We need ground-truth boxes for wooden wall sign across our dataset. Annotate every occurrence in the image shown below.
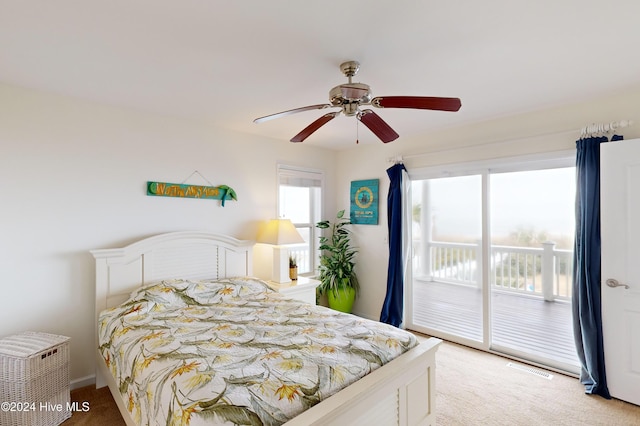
[147,181,237,206]
[350,179,379,225]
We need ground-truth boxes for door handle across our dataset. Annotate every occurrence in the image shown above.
[606,278,630,289]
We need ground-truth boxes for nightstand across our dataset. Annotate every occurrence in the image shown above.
[265,276,320,305]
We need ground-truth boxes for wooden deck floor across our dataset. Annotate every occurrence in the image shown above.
[410,280,580,371]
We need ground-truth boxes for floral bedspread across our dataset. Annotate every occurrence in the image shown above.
[98,277,418,425]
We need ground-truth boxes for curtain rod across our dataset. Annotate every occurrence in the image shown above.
[386,120,634,163]
[580,119,633,137]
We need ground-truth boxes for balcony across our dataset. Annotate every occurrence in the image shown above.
[410,240,580,372]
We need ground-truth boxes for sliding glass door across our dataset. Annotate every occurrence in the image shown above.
[489,167,578,371]
[409,174,484,343]
[406,157,580,372]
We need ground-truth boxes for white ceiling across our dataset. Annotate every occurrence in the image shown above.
[2,1,640,149]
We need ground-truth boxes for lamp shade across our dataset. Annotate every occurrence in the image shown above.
[256,219,304,245]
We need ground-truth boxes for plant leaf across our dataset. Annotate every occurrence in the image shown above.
[315,210,359,298]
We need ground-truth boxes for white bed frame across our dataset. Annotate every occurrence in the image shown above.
[91,231,441,426]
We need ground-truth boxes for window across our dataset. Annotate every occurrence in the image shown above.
[277,165,323,275]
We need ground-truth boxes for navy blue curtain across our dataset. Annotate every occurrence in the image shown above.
[380,163,406,327]
[572,134,622,398]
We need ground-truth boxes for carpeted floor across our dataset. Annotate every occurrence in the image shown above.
[435,340,640,425]
[63,341,640,425]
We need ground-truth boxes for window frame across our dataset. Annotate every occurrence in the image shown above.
[277,164,324,276]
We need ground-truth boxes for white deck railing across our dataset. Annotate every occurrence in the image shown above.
[427,241,481,286]
[289,246,312,274]
[421,241,573,301]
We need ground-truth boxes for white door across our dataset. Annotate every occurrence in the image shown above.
[601,138,640,405]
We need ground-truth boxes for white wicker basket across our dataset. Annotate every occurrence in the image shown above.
[0,332,71,426]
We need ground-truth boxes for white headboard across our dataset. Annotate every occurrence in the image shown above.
[91,231,254,315]
[91,231,254,388]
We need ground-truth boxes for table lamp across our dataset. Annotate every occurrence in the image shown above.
[256,218,304,283]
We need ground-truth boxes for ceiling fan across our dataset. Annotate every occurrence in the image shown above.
[254,60,462,143]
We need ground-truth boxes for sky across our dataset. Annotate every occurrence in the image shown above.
[412,167,576,243]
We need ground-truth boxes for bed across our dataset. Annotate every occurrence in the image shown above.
[91,231,440,425]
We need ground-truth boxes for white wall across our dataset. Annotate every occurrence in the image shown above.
[0,83,337,385]
[338,85,640,321]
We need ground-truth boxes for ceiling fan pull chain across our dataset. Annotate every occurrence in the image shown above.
[356,115,359,144]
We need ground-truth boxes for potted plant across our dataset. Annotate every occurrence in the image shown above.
[289,254,298,281]
[316,210,360,313]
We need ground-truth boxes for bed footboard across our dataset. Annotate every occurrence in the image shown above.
[283,337,441,426]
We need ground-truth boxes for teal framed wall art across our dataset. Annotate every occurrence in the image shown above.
[350,179,379,225]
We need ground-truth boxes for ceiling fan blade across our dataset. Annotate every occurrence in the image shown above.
[254,104,333,123]
[290,112,339,143]
[371,96,461,112]
[358,109,399,143]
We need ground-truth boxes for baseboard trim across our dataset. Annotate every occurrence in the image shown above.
[71,374,96,390]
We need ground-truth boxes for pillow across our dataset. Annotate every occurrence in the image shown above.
[126,277,274,307]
